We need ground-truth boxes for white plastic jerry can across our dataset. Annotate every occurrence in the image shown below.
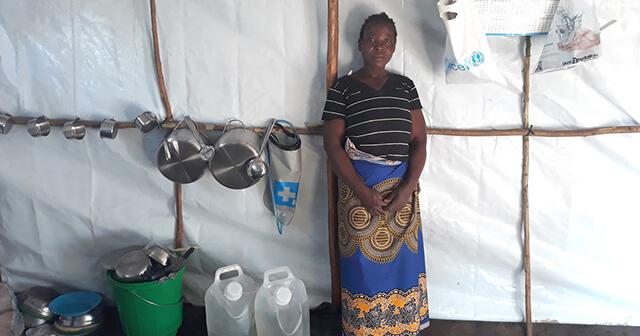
[254,266,310,336]
[205,264,259,336]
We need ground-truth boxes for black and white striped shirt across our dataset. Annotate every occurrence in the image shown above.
[322,73,422,162]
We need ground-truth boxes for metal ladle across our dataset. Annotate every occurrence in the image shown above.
[246,119,277,181]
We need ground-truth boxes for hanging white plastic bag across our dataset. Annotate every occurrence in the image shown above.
[437,0,506,85]
[535,0,601,73]
[265,120,302,234]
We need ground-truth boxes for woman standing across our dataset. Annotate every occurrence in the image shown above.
[322,12,429,335]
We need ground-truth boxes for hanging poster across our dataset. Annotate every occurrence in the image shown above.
[471,0,560,36]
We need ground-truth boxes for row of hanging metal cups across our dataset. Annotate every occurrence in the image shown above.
[0,111,157,138]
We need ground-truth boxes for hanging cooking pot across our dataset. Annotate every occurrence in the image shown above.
[157,116,214,184]
[209,119,276,190]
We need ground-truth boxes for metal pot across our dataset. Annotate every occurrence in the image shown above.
[157,116,214,184]
[209,119,275,190]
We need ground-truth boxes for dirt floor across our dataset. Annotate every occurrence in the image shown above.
[96,303,640,335]
[424,319,640,336]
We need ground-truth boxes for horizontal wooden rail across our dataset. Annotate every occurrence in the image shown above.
[8,117,640,138]
[426,126,640,137]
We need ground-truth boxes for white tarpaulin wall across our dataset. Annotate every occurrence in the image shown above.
[0,0,639,325]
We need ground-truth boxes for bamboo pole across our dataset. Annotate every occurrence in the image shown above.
[326,0,341,306]
[522,36,533,336]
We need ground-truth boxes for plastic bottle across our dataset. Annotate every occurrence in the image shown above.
[254,266,310,336]
[205,264,258,336]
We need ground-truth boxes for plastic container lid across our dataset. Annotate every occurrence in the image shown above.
[275,287,292,306]
[48,292,102,317]
[224,282,243,302]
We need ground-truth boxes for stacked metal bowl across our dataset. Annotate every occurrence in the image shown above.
[49,292,104,336]
[17,287,59,328]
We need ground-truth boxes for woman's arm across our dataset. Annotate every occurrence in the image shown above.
[323,118,389,215]
[383,108,427,212]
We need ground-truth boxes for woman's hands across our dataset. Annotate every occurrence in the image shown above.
[383,183,414,213]
[354,185,389,216]
[354,183,414,216]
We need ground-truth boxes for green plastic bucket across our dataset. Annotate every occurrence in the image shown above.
[109,268,184,336]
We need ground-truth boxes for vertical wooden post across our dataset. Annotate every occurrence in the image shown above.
[150,0,173,121]
[522,36,533,336]
[326,0,341,305]
[175,183,184,249]
[150,0,183,249]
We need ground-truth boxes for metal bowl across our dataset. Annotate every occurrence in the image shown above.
[22,313,48,328]
[144,243,174,267]
[53,320,102,336]
[25,323,57,336]
[18,286,59,321]
[54,304,103,331]
[115,250,152,282]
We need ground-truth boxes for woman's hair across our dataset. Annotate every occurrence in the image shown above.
[358,12,397,42]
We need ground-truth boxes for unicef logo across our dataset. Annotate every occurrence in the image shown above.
[445,51,486,72]
[470,51,484,66]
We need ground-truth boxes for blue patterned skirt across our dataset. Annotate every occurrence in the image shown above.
[339,160,429,336]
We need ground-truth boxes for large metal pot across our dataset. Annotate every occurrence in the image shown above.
[157,116,214,184]
[209,119,275,190]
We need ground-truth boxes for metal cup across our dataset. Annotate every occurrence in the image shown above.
[0,112,13,134]
[134,111,159,133]
[27,116,51,137]
[99,118,118,139]
[63,117,86,140]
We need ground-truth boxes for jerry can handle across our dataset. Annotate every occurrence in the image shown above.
[214,264,244,283]
[263,266,294,285]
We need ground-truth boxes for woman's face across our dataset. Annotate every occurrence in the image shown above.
[359,22,396,69]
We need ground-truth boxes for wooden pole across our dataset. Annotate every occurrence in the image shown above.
[150,0,173,121]
[426,126,640,137]
[175,183,184,249]
[149,0,183,249]
[326,0,341,306]
[8,116,640,138]
[522,36,533,336]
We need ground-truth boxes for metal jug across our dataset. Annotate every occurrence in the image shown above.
[156,116,214,184]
